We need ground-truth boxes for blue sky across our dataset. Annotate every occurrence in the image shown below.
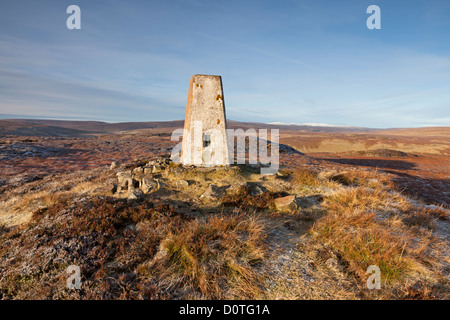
[0,0,449,128]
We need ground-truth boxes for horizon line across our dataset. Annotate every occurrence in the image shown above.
[1,115,450,130]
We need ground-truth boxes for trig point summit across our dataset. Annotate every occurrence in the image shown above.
[180,74,230,167]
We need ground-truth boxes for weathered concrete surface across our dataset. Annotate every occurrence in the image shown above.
[181,74,230,167]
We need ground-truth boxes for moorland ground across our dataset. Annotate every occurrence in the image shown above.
[0,119,448,299]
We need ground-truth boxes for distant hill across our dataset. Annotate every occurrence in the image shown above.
[0,119,448,138]
[0,119,184,137]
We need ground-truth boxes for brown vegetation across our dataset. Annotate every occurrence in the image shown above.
[0,120,448,300]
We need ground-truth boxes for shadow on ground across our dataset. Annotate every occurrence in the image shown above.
[383,170,450,207]
[318,158,417,171]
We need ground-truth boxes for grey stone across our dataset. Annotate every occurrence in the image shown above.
[246,182,266,196]
[141,178,158,193]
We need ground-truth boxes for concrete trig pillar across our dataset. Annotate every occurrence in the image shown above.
[181,74,230,167]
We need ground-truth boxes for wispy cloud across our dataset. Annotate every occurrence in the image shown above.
[0,0,449,127]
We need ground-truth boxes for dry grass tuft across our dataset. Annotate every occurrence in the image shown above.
[327,169,394,189]
[322,187,392,214]
[311,186,447,289]
[152,211,267,299]
[292,168,320,187]
[220,186,283,211]
[1,155,447,300]
[313,210,411,283]
[1,193,268,300]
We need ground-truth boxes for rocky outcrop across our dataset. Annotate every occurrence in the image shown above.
[113,156,174,197]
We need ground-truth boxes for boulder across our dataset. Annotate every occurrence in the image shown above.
[274,195,298,212]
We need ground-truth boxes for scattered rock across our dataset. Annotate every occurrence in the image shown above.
[201,184,229,200]
[274,195,298,212]
[226,182,246,195]
[246,182,266,196]
[276,171,289,178]
[110,161,119,170]
[177,179,189,189]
